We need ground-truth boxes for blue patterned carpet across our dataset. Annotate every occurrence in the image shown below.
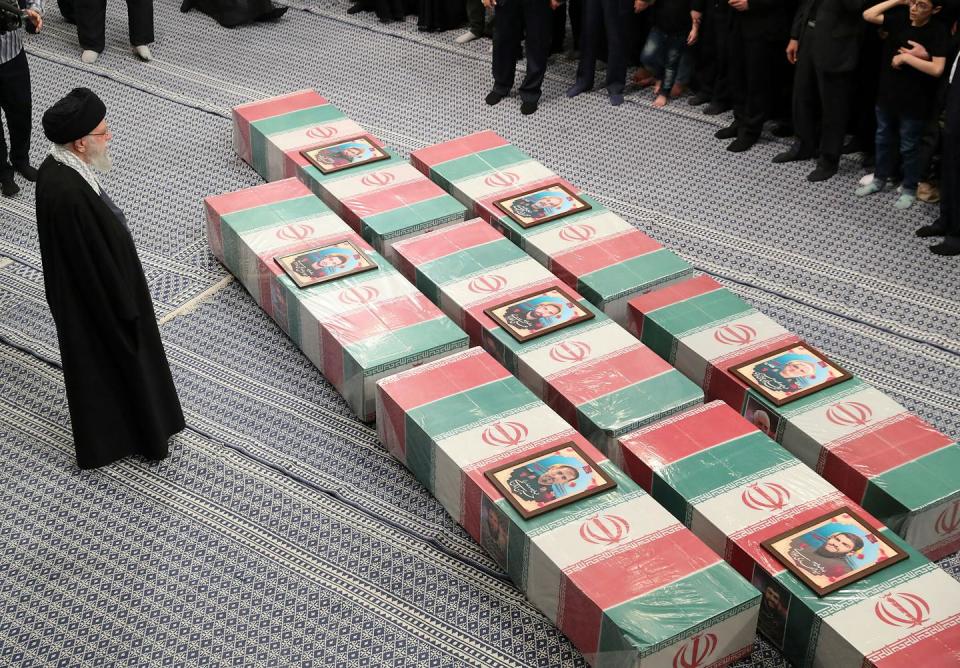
[0,1,957,665]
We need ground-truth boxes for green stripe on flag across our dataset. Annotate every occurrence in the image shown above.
[345,317,467,372]
[636,318,678,363]
[405,377,536,438]
[364,196,466,240]
[579,250,693,305]
[223,196,330,234]
[404,416,438,494]
[647,289,752,338]
[575,372,703,439]
[250,105,347,136]
[432,145,530,183]
[868,444,960,510]
[660,432,794,500]
[422,239,527,286]
[599,563,758,655]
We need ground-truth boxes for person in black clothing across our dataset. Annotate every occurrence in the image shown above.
[635,0,703,107]
[688,0,730,112]
[774,0,866,182]
[566,0,633,105]
[856,0,948,209]
[484,0,564,115]
[347,0,405,23]
[917,48,960,255]
[58,0,155,63]
[714,0,795,152]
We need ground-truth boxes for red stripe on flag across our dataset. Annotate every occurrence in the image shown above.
[377,350,512,411]
[410,131,509,168]
[551,230,663,279]
[620,402,756,467]
[204,179,312,216]
[321,293,442,344]
[393,219,501,266]
[564,527,722,610]
[825,416,955,479]
[340,179,450,217]
[546,346,675,405]
[628,274,723,316]
[233,90,327,122]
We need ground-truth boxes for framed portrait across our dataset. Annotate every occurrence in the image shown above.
[493,183,591,229]
[744,395,782,440]
[274,238,377,288]
[300,135,389,174]
[729,343,851,407]
[760,507,907,597]
[484,286,593,343]
[484,443,616,520]
[480,496,510,571]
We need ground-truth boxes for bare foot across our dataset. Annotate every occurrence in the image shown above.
[670,83,687,98]
[653,80,662,96]
[653,94,668,108]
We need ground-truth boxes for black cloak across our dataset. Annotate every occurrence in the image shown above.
[35,156,184,469]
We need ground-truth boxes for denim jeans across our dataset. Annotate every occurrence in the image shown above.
[874,106,927,194]
[640,27,687,93]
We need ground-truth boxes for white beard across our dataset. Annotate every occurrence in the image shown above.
[87,143,113,173]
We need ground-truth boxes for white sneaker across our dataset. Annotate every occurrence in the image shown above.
[455,31,479,44]
[80,49,98,64]
[133,44,153,61]
[858,172,874,186]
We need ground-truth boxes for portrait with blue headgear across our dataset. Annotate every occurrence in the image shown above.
[496,183,590,229]
[734,343,850,404]
[302,135,388,174]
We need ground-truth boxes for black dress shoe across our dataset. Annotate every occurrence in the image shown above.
[703,102,730,116]
[842,138,864,155]
[714,124,738,139]
[930,240,960,256]
[346,3,363,13]
[726,137,756,153]
[916,219,947,238]
[806,164,837,182]
[485,90,505,106]
[688,92,710,106]
[520,100,538,115]
[13,164,37,182]
[772,145,813,164]
[1,176,20,197]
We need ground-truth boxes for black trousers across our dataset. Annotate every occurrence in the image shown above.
[575,0,631,94]
[60,0,154,52]
[550,0,582,53]
[728,21,781,140]
[466,0,487,35]
[492,0,553,103]
[792,36,855,165]
[0,51,31,181]
[694,2,729,105]
[941,81,960,242]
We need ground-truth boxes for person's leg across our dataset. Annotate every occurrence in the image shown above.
[490,0,522,100]
[722,17,746,137]
[780,37,818,162]
[857,106,895,195]
[729,36,769,150]
[815,68,854,172]
[58,0,76,23]
[705,6,731,113]
[0,58,13,187]
[600,0,631,98]
[638,27,666,84]
[690,0,716,104]
[894,116,926,208]
[75,0,108,53]
[465,0,486,36]
[569,0,583,51]
[3,53,32,177]
[516,0,552,110]
[127,0,155,62]
[656,34,685,106]
[550,0,566,54]
[570,0,599,94]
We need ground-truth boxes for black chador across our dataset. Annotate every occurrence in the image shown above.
[36,88,184,469]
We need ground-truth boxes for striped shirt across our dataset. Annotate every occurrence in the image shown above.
[0,0,42,65]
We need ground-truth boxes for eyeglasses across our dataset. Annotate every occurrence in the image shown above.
[87,129,111,137]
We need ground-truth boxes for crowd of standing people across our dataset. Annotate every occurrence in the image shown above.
[347,0,959,256]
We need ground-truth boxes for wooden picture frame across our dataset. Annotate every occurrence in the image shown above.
[760,506,908,597]
[485,442,616,520]
[484,286,593,343]
[274,238,377,288]
[493,183,591,229]
[300,135,389,175]
[729,342,852,407]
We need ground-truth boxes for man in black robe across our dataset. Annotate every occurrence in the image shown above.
[35,88,184,469]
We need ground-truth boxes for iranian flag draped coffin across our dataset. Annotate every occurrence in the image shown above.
[628,274,960,560]
[232,90,467,263]
[391,219,704,456]
[376,348,760,668]
[204,178,468,421]
[617,401,960,668]
[409,131,693,325]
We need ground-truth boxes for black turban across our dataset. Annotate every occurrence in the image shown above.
[42,88,107,144]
